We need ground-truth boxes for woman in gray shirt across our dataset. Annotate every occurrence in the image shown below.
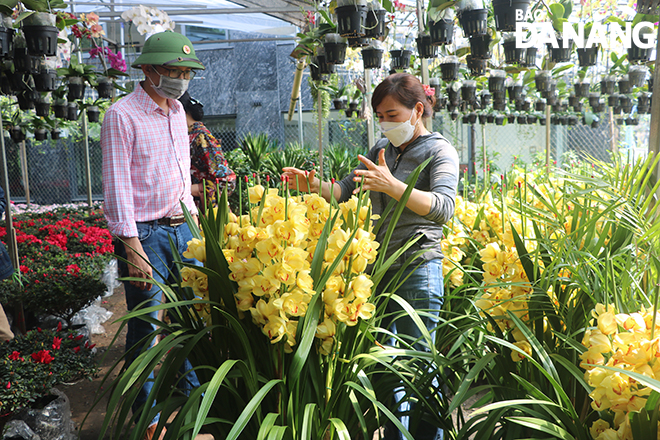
[283,73,459,440]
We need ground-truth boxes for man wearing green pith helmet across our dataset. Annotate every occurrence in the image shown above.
[101,31,205,440]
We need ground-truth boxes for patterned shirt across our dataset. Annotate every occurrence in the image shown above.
[189,121,236,195]
[101,83,198,237]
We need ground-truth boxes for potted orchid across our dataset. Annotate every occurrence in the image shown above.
[120,5,175,36]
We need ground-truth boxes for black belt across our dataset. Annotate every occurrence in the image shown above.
[156,215,186,227]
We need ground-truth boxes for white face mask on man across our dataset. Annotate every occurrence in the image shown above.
[149,69,190,100]
[379,108,417,147]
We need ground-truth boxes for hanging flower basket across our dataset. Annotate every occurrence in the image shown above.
[493,99,506,111]
[588,92,601,108]
[486,113,495,123]
[534,70,551,92]
[87,105,100,122]
[492,89,505,101]
[620,95,633,113]
[389,49,412,70]
[492,0,531,31]
[495,114,504,125]
[440,58,460,81]
[0,26,13,59]
[461,80,477,102]
[607,94,620,107]
[470,34,492,59]
[67,76,86,100]
[627,43,652,63]
[517,115,527,124]
[600,75,616,95]
[96,77,113,99]
[7,72,29,92]
[459,9,488,37]
[489,70,506,92]
[17,89,38,110]
[51,128,61,139]
[527,114,538,124]
[10,126,25,143]
[628,65,648,88]
[547,37,573,63]
[67,102,79,121]
[52,99,67,118]
[446,83,461,105]
[539,115,547,125]
[34,69,57,92]
[568,95,579,107]
[507,84,522,103]
[14,48,39,73]
[335,4,367,38]
[361,46,383,69]
[502,40,525,64]
[478,113,487,124]
[34,127,48,141]
[466,54,486,76]
[467,111,478,123]
[347,36,370,48]
[572,102,582,112]
[574,81,589,98]
[638,92,651,113]
[23,26,58,57]
[567,115,578,125]
[323,34,348,64]
[535,99,546,112]
[429,19,454,46]
[416,34,437,59]
[522,46,537,67]
[35,98,50,117]
[576,46,598,66]
[365,7,386,38]
[618,75,631,94]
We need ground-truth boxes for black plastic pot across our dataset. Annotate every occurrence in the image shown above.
[618,78,631,94]
[481,91,492,107]
[620,95,633,113]
[466,112,477,124]
[323,41,348,64]
[461,84,477,102]
[336,4,367,37]
[493,99,506,111]
[572,102,583,112]
[574,82,589,98]
[35,100,50,117]
[23,25,58,56]
[461,114,469,124]
[316,54,335,74]
[345,109,354,118]
[507,85,522,103]
[429,19,454,46]
[638,92,651,113]
[333,99,346,110]
[459,9,488,37]
[10,126,24,143]
[557,115,567,125]
[608,94,620,107]
[470,34,492,59]
[440,62,460,81]
[447,86,461,105]
[390,49,412,70]
[502,40,525,64]
[507,114,516,123]
[539,116,547,125]
[67,80,86,101]
[567,115,578,126]
[347,36,370,48]
[546,91,558,106]
[527,114,538,124]
[434,95,447,111]
[627,44,652,63]
[492,90,506,101]
[486,114,495,123]
[14,48,39,73]
[588,93,601,108]
[67,102,79,121]
[416,35,437,59]
[97,80,113,98]
[34,69,57,91]
[0,27,13,59]
[493,0,531,31]
[627,117,639,125]
[7,72,29,92]
[535,74,551,93]
[517,115,527,124]
[52,101,67,118]
[568,95,579,107]
[51,129,60,139]
[34,128,47,141]
[489,76,505,93]
[466,55,486,76]
[365,8,387,38]
[17,90,37,110]
[495,115,504,125]
[577,46,598,67]
[616,118,624,125]
[535,100,546,111]
[601,78,616,95]
[87,106,100,122]
[590,120,599,128]
[478,113,487,124]
[629,69,647,88]
[361,48,383,69]
[449,110,459,121]
[612,105,622,115]
[522,46,537,67]
[547,37,573,63]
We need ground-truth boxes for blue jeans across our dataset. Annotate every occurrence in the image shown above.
[377,259,444,440]
[116,221,201,424]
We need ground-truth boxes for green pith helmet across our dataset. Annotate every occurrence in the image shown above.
[132,31,205,70]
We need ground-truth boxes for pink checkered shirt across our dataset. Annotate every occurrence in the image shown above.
[101,83,198,237]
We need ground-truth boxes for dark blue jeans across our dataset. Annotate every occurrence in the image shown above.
[378,259,444,440]
[116,221,201,425]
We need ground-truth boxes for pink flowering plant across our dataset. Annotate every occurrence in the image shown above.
[0,207,113,324]
[0,324,97,415]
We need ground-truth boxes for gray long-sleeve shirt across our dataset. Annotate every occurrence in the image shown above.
[336,133,460,269]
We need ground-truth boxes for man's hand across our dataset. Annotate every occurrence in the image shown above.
[120,236,152,290]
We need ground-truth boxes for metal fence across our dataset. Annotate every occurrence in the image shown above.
[2,111,650,206]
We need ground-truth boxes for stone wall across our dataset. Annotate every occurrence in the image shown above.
[187,30,313,146]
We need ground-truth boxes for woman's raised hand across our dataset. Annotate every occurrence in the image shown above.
[352,149,394,195]
[282,167,318,193]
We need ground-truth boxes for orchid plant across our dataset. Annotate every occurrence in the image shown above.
[120,5,175,36]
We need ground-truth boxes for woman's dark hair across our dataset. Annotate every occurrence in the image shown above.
[372,73,435,118]
[178,91,204,121]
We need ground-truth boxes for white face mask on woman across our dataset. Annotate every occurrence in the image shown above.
[379,108,417,147]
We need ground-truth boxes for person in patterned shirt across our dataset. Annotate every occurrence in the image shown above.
[178,92,236,212]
